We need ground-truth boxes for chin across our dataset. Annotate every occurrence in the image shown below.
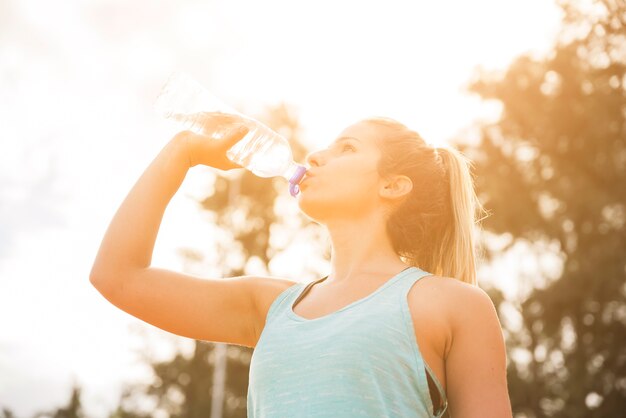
[297,194,330,223]
[297,193,366,223]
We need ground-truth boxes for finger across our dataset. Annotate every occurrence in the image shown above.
[224,125,249,144]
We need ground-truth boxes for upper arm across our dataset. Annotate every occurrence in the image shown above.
[445,285,512,418]
[90,267,265,348]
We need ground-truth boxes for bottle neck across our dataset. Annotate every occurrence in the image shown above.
[284,162,307,197]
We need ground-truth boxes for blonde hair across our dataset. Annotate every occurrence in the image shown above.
[365,116,490,286]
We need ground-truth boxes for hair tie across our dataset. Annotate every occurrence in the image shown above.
[433,146,445,168]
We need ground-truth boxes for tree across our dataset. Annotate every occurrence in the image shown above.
[1,408,17,418]
[461,0,625,416]
[31,384,86,418]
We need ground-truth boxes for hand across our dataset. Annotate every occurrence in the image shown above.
[174,112,250,170]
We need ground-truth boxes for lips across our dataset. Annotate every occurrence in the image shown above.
[300,174,315,189]
[299,169,317,188]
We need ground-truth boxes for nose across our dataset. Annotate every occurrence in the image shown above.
[305,149,325,168]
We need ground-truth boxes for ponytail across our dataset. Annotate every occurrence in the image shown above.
[433,146,489,285]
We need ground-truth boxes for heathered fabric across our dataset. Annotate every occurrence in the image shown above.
[247,266,448,418]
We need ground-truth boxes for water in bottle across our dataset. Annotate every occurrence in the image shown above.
[225,119,307,196]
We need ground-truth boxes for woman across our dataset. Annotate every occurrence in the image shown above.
[90,114,512,417]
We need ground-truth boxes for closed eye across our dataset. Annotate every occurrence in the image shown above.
[342,144,356,152]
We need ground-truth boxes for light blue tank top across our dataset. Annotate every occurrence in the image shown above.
[247,266,449,417]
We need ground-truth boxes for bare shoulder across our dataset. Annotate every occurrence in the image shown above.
[413,274,488,303]
[441,278,498,329]
[407,274,466,312]
[434,277,503,353]
[419,275,495,318]
[249,275,300,347]
[406,275,484,358]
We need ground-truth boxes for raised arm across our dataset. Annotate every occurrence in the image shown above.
[90,118,248,280]
[90,134,189,277]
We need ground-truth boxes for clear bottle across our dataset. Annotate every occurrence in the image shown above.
[154,72,307,197]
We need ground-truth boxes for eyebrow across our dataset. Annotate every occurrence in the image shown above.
[332,136,362,145]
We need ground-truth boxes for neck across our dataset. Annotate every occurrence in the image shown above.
[324,212,409,285]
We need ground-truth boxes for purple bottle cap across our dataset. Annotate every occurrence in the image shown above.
[288,165,307,197]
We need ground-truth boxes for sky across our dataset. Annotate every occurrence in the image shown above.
[0,0,564,416]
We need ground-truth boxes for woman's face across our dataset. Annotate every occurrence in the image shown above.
[297,121,389,223]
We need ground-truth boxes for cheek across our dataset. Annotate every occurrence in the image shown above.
[296,177,378,218]
[300,176,370,199]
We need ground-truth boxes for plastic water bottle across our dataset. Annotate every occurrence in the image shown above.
[154,72,307,197]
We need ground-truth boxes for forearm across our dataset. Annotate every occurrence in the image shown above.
[90,134,190,281]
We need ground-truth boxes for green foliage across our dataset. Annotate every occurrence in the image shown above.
[461,0,625,416]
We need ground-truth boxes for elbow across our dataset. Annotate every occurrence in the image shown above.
[89,271,121,302]
[89,262,104,283]
[89,267,137,296]
[89,270,107,291]
[89,267,116,293]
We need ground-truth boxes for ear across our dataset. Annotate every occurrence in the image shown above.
[379,174,413,201]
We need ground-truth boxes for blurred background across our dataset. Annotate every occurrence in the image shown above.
[1,0,624,417]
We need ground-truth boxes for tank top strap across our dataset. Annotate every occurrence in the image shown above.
[292,275,329,308]
[264,282,301,324]
[390,266,435,295]
[393,267,449,417]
